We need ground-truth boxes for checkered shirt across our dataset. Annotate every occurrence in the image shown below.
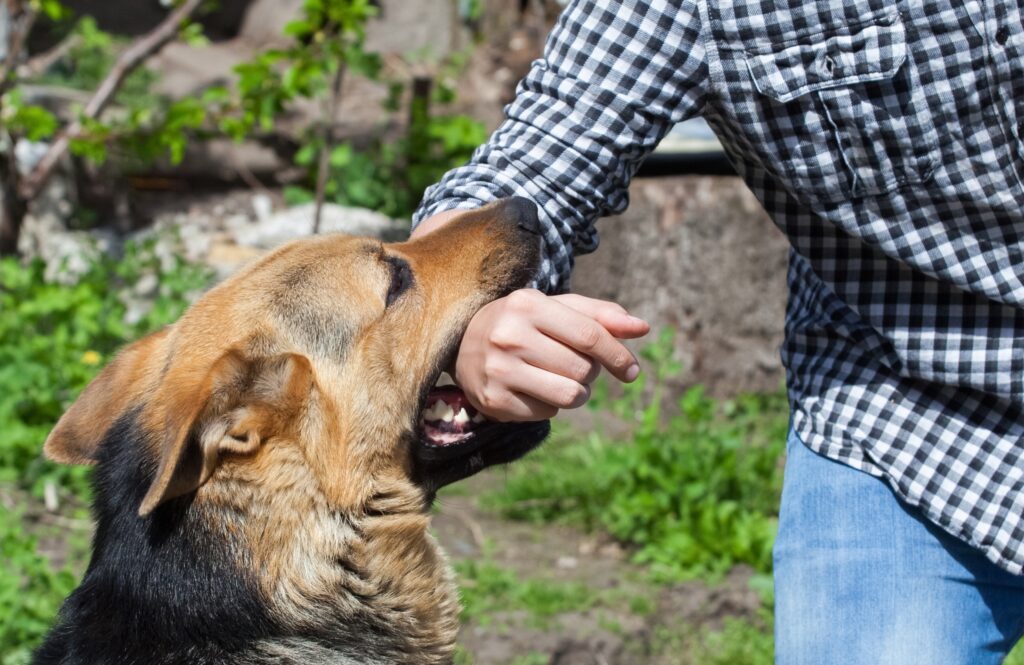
[414,0,1024,574]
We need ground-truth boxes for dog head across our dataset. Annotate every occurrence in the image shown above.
[43,198,547,516]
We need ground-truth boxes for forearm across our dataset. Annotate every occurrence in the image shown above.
[414,0,708,293]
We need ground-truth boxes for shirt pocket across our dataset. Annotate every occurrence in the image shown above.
[730,12,939,202]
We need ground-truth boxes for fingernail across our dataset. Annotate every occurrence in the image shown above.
[628,315,647,326]
[625,363,640,381]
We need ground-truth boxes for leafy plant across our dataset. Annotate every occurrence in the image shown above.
[0,235,210,499]
[640,612,775,665]
[0,506,81,665]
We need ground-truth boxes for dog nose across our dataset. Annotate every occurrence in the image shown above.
[502,197,541,236]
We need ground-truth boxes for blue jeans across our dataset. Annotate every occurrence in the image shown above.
[774,431,1024,664]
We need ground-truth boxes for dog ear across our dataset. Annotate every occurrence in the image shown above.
[44,329,170,466]
[138,351,313,516]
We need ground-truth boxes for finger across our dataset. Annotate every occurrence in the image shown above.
[470,385,560,422]
[532,306,640,382]
[551,294,650,339]
[501,362,592,410]
[514,333,602,385]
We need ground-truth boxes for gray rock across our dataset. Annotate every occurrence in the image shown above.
[231,203,409,248]
[18,212,113,285]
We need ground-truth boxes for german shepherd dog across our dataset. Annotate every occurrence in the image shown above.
[33,198,549,665]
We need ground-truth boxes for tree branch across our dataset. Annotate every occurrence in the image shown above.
[17,0,204,200]
[0,1,38,98]
[313,60,346,235]
[18,31,80,79]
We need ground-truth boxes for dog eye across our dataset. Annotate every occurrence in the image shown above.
[385,258,413,307]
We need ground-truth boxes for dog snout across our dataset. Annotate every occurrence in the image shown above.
[497,197,541,236]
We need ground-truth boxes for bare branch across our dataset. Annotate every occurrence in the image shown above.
[0,2,38,97]
[313,61,346,235]
[18,32,80,79]
[18,0,204,200]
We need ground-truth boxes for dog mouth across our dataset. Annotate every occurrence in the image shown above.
[412,370,549,492]
[418,372,487,447]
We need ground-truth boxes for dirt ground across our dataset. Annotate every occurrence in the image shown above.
[433,472,765,665]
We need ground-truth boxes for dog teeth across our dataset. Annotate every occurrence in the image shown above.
[471,412,486,424]
[434,371,455,387]
[423,401,447,421]
[454,408,470,425]
[441,404,455,422]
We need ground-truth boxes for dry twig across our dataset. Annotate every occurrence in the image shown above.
[313,62,346,234]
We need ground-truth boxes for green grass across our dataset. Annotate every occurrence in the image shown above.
[645,613,774,665]
[0,507,80,665]
[455,557,597,629]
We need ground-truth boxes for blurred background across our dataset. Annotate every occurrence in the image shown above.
[0,2,963,664]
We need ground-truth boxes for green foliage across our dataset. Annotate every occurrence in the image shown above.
[0,506,80,665]
[3,11,197,169]
[694,614,775,665]
[224,0,380,140]
[1,92,59,141]
[29,0,71,22]
[287,109,486,218]
[6,0,482,220]
[0,236,210,498]
[36,17,159,107]
[484,331,789,581]
[277,12,486,218]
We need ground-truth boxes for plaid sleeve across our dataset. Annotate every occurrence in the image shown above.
[413,0,708,293]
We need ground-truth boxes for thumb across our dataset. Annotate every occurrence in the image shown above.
[551,294,650,339]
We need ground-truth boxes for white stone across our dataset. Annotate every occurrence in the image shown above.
[231,203,408,249]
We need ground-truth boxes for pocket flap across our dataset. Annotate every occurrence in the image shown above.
[745,13,907,103]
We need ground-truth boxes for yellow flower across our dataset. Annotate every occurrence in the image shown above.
[81,350,101,366]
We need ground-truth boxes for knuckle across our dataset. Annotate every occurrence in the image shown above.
[482,356,509,381]
[569,361,593,383]
[478,386,504,411]
[505,289,538,312]
[556,383,587,409]
[539,405,560,420]
[576,325,603,351]
[488,326,518,350]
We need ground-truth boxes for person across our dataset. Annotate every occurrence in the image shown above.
[410,1,1024,663]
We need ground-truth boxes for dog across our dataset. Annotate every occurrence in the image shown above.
[33,198,549,665]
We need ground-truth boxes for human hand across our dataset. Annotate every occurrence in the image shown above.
[453,289,650,421]
[412,207,650,421]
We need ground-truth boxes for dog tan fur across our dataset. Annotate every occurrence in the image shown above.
[36,199,546,665]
